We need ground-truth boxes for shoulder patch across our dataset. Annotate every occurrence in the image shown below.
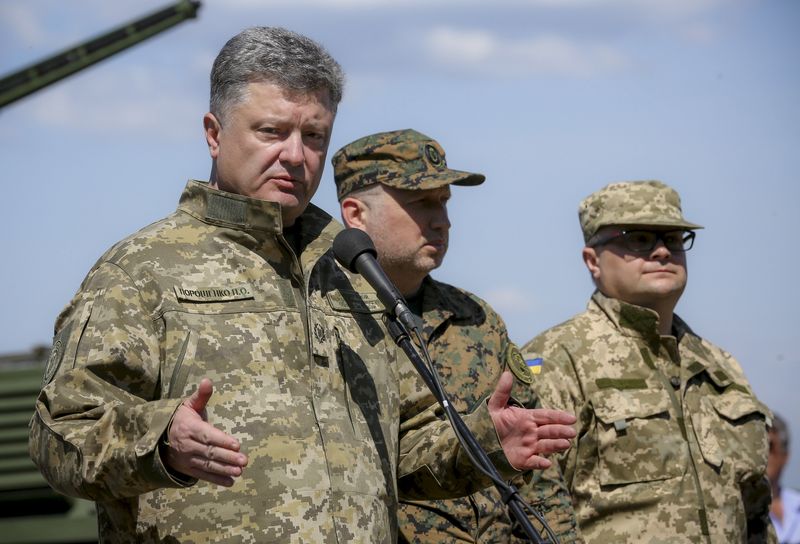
[506,345,533,384]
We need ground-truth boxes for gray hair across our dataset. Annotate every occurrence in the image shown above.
[210,27,345,121]
[771,412,790,452]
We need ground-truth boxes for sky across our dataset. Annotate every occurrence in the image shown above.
[1,0,798,488]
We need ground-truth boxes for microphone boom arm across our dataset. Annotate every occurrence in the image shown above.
[384,315,550,544]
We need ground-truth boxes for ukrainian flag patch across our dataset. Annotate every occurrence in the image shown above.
[526,357,543,375]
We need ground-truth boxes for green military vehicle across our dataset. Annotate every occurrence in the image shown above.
[1,2,201,541]
[0,347,97,544]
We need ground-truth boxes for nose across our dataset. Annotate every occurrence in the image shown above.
[279,131,304,166]
[649,239,672,260]
[431,204,450,231]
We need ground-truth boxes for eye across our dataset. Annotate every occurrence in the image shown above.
[257,126,281,137]
[303,130,327,150]
[627,232,653,245]
[621,231,656,252]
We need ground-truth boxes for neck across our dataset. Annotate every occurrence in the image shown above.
[386,269,424,299]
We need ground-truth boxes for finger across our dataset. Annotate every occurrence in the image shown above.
[193,441,248,468]
[520,455,552,471]
[488,371,514,412]
[534,424,577,441]
[187,421,244,453]
[531,437,573,455]
[187,452,246,475]
[185,378,214,414]
[530,408,577,425]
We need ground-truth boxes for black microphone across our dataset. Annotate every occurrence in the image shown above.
[332,228,418,333]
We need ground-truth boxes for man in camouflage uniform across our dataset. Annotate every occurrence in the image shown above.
[28,28,578,544]
[333,128,580,543]
[521,180,776,543]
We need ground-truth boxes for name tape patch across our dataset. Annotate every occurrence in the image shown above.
[327,290,384,314]
[174,284,254,303]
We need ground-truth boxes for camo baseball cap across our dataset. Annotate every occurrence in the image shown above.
[332,129,485,200]
[579,180,703,243]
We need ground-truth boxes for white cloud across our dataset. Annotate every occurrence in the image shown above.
[213,0,727,17]
[425,27,628,77]
[27,66,202,138]
[483,286,536,314]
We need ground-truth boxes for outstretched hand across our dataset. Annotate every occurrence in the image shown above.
[161,378,248,487]
[488,371,577,471]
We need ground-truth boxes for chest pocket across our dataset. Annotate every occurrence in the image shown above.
[691,384,769,478]
[591,386,687,486]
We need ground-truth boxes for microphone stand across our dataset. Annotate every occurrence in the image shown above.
[384,317,552,544]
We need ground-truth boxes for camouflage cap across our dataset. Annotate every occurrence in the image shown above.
[332,129,485,200]
[579,180,703,243]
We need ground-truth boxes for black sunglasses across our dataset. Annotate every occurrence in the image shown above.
[590,229,696,253]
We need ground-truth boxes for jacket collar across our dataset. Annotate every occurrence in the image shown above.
[177,180,340,273]
[416,277,483,341]
[590,290,693,340]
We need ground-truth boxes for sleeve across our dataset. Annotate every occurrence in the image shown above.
[28,262,188,502]
[513,460,583,543]
[394,298,523,502]
[397,397,521,500]
[489,337,581,543]
[519,336,586,543]
[709,348,777,544]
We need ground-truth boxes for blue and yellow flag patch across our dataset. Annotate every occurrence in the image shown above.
[526,357,543,375]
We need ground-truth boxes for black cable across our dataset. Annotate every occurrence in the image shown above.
[387,316,560,543]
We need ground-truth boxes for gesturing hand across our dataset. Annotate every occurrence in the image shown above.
[488,371,577,471]
[162,378,248,487]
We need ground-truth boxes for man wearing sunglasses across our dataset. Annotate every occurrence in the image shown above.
[521,180,775,543]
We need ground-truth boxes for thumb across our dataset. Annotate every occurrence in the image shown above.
[185,378,213,415]
[488,371,513,412]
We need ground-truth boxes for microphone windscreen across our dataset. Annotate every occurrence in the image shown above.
[332,228,377,273]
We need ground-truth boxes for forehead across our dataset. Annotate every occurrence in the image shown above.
[235,81,335,114]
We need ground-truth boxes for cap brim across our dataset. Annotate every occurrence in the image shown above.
[451,169,486,186]
[611,219,704,231]
[406,169,485,190]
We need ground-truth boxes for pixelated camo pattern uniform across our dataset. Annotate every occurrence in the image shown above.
[29,181,513,544]
[396,278,581,544]
[521,291,776,543]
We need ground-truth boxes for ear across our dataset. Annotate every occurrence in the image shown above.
[583,246,601,281]
[203,113,222,159]
[340,197,369,229]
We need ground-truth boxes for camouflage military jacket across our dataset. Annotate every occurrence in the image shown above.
[397,277,580,544]
[29,181,511,544]
[521,291,776,543]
